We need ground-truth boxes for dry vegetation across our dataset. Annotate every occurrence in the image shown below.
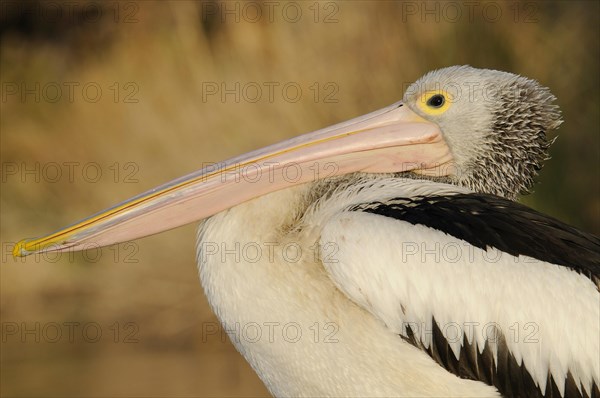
[1,1,598,397]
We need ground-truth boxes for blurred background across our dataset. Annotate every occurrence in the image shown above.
[1,1,598,397]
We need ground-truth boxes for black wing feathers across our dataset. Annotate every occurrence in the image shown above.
[353,193,600,284]
[402,318,599,398]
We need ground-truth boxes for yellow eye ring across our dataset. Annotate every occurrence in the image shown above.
[416,90,452,116]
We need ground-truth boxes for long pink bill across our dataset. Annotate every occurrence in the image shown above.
[14,102,453,257]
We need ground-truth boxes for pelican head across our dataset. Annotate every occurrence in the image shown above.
[403,65,562,199]
[14,65,562,256]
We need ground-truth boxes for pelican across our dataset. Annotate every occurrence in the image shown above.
[14,66,600,397]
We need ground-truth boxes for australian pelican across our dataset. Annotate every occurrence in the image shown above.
[15,66,600,397]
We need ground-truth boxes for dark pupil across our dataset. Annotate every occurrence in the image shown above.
[427,94,445,108]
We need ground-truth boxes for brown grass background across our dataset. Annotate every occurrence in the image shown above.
[1,1,598,397]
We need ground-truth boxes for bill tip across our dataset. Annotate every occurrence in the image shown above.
[13,239,33,258]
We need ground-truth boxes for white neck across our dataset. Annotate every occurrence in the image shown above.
[196,180,497,397]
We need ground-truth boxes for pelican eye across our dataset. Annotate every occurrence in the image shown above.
[417,90,451,115]
[427,94,445,108]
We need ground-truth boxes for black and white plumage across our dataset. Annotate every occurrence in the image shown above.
[352,193,600,285]
[346,189,600,397]
[15,66,600,397]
